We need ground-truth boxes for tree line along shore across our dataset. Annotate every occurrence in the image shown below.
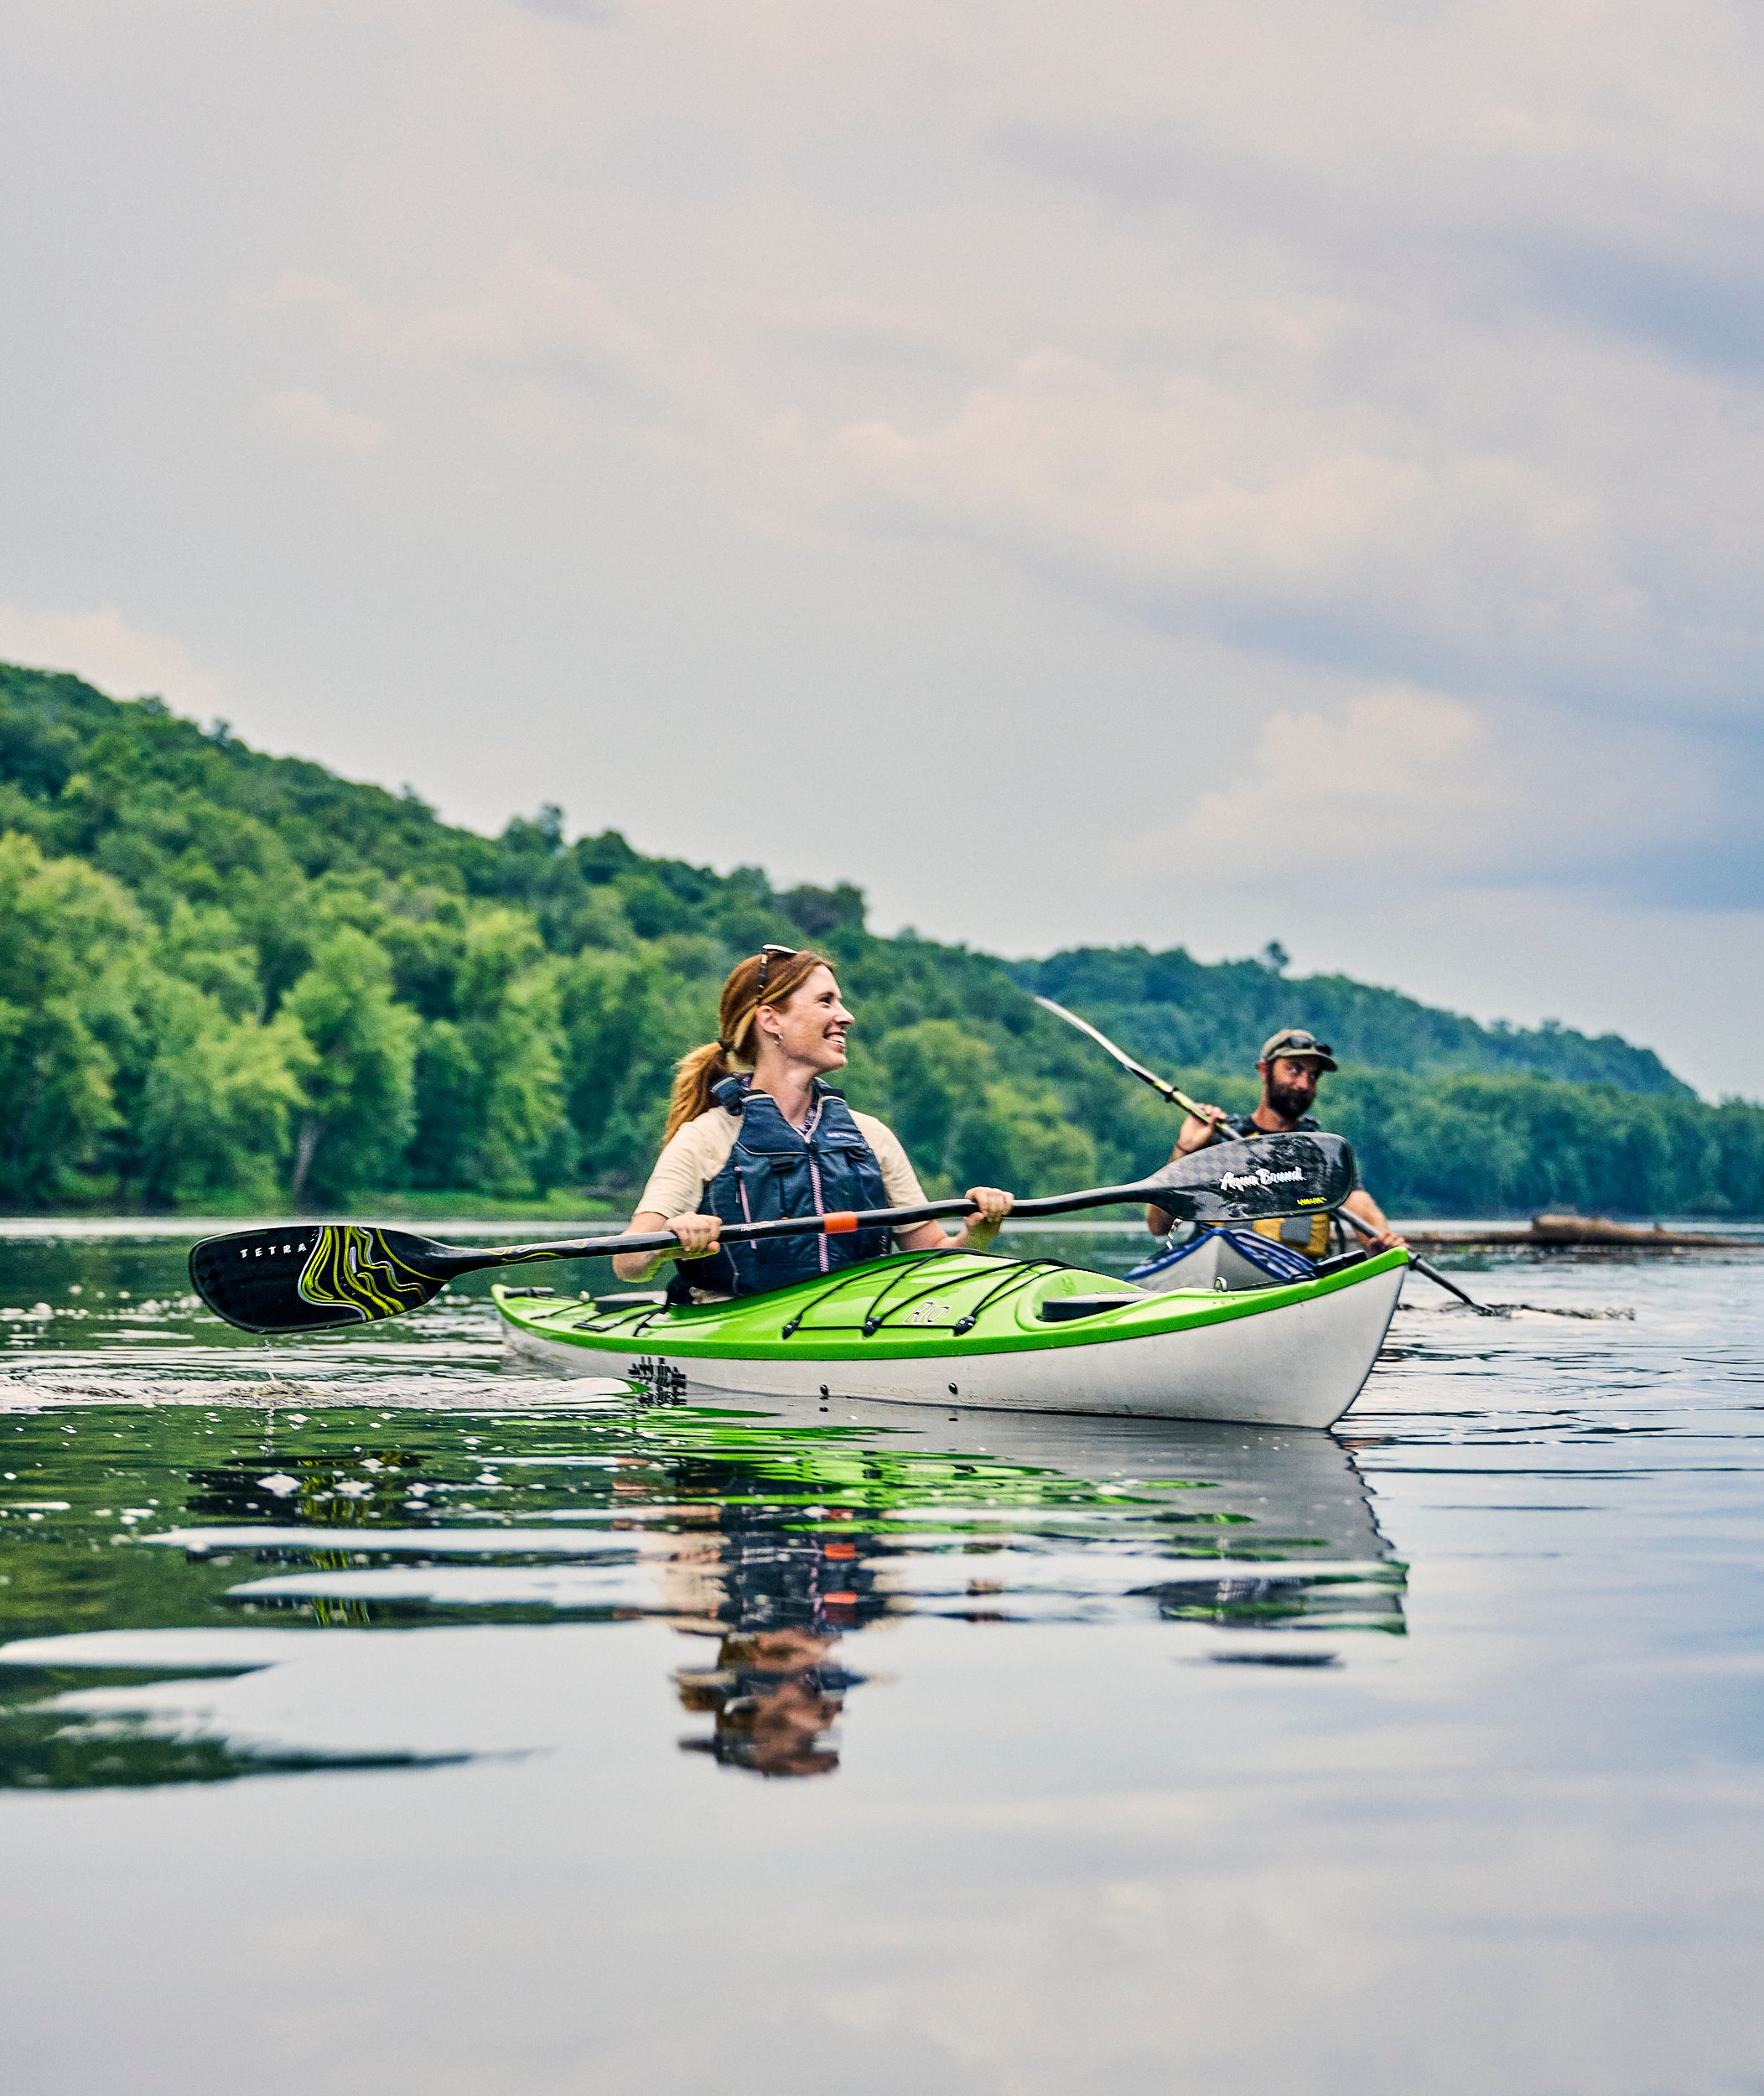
[1,661,1759,1220]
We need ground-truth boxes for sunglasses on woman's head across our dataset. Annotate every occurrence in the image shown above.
[755,944,797,994]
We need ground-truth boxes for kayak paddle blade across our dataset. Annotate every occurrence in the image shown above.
[1149,1133,1357,1222]
[189,1222,458,1335]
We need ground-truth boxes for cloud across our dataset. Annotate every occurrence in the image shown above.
[510,0,618,23]
[1129,680,1739,904]
[418,247,662,396]
[226,108,1764,722]
[1504,227,1764,381]
[1134,684,1521,893]
[800,350,1645,698]
[262,387,391,454]
[998,100,1764,393]
[244,272,376,325]
[1177,687,1506,869]
[266,247,740,434]
[760,299,977,373]
[0,607,225,719]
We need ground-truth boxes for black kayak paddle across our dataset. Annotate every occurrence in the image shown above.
[188,1131,1358,1336]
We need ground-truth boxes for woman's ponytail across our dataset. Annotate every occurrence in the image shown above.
[660,945,833,1145]
[663,1041,734,1145]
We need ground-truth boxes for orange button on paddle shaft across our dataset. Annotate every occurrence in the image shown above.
[822,1211,858,1233]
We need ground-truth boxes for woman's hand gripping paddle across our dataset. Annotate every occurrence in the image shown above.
[188,1132,1359,1336]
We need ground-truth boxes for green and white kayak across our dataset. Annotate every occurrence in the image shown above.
[494,1244,1409,1429]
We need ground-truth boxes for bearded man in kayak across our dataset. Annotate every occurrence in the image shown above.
[1144,1027,1405,1255]
[612,945,1014,1300]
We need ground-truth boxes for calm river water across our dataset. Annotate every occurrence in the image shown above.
[2,1222,1761,2096]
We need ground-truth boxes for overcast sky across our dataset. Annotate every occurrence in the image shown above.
[3,0,1761,1095]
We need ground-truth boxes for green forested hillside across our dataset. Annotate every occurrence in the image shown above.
[2,661,1759,1217]
[1016,950,1689,1096]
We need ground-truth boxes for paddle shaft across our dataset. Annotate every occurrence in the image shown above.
[1035,995,1253,1136]
[428,1176,1215,1279]
[1333,1206,1490,1312]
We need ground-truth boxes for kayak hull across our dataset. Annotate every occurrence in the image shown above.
[495,1247,1407,1430]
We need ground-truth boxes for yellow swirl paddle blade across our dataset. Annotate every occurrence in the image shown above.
[189,1223,454,1335]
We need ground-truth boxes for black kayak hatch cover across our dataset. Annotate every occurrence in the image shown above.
[1038,1293,1144,1322]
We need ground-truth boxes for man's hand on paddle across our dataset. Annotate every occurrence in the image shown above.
[1343,1190,1406,1253]
[1174,1104,1232,1157]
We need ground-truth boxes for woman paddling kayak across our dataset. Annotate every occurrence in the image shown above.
[611,945,1014,1300]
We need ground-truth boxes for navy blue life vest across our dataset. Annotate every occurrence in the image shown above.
[685,1076,893,1300]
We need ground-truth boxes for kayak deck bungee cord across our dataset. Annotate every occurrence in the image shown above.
[494,1243,1409,1430]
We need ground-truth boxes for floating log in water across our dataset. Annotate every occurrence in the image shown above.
[1398,1215,1760,1251]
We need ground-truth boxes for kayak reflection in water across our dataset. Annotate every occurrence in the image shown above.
[612,946,1014,1303]
[659,1409,1407,1779]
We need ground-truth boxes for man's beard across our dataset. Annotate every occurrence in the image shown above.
[1265,1080,1315,1122]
